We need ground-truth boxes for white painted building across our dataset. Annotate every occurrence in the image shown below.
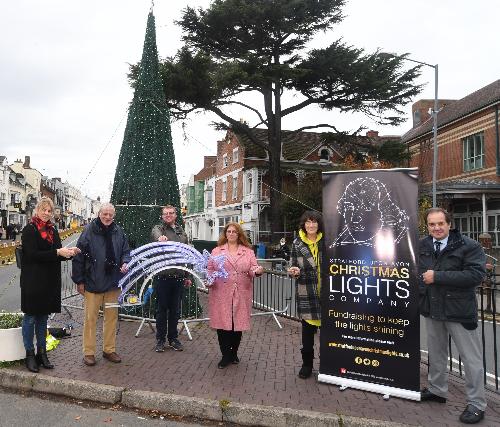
[10,156,42,221]
[8,169,28,227]
[64,182,84,226]
[0,156,10,231]
[183,156,218,242]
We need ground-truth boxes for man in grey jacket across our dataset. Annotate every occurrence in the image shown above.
[419,208,486,424]
[72,203,131,367]
[151,205,191,352]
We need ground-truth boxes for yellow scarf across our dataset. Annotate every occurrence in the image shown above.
[299,229,323,327]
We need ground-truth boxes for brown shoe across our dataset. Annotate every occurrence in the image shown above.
[83,355,96,366]
[103,352,121,363]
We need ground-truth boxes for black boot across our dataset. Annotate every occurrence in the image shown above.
[217,330,232,369]
[25,350,39,373]
[36,347,54,369]
[298,349,314,379]
[231,331,242,364]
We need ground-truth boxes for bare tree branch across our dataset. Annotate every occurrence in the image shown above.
[216,100,266,124]
[292,123,341,133]
[209,106,269,151]
[280,97,317,117]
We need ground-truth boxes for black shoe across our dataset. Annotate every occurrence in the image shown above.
[36,348,54,369]
[298,365,313,379]
[420,387,446,403]
[459,404,484,424]
[168,338,183,351]
[25,350,39,373]
[218,356,232,369]
[155,340,165,352]
[232,355,240,364]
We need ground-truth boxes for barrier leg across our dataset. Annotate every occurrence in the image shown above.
[272,312,283,329]
[135,318,147,337]
[182,320,193,341]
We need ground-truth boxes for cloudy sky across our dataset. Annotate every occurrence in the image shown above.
[1,0,498,201]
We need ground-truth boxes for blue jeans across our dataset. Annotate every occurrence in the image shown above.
[154,276,183,342]
[22,314,48,351]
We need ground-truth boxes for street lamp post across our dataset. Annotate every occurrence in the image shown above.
[432,64,439,207]
[381,54,439,206]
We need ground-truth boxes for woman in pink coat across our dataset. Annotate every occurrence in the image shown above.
[208,222,264,368]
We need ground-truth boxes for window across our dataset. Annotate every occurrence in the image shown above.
[246,172,253,195]
[463,132,484,172]
[232,148,239,164]
[11,192,20,204]
[222,179,227,201]
[232,175,238,199]
[206,187,213,208]
[218,215,240,236]
[413,110,421,126]
[222,154,228,168]
[320,148,330,160]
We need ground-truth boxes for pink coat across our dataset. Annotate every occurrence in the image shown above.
[207,244,259,331]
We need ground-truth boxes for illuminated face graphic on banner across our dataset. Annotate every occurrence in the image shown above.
[331,177,409,249]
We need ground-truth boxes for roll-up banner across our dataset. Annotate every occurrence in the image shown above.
[319,168,420,401]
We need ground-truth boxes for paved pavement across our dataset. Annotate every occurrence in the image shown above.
[3,295,500,427]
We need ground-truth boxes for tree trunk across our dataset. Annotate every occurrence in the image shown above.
[268,130,284,239]
[262,77,284,241]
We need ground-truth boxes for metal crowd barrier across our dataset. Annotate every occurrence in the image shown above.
[252,258,296,327]
[440,254,500,391]
[60,257,298,340]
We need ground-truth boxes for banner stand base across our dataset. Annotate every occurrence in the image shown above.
[318,373,421,402]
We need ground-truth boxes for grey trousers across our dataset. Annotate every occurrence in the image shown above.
[426,317,487,411]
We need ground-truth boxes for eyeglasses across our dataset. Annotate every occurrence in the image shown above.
[162,212,176,216]
[226,230,239,234]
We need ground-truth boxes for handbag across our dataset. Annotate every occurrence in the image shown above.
[15,245,23,268]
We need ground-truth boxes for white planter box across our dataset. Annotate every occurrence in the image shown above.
[0,326,25,362]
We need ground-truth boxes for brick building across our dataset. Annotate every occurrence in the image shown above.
[184,128,395,243]
[402,79,500,245]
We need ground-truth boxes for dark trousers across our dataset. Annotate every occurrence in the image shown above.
[216,329,242,360]
[301,319,318,353]
[155,276,183,342]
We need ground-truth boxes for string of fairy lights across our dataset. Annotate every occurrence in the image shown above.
[79,110,128,193]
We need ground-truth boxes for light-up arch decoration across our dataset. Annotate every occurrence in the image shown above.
[112,241,227,307]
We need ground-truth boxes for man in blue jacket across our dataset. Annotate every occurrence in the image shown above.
[72,203,131,367]
[419,208,486,424]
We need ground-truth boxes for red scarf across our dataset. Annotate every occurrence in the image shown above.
[31,216,54,244]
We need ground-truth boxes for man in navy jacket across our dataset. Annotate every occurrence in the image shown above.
[72,203,131,367]
[419,207,486,424]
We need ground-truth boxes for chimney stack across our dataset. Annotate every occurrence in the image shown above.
[23,156,31,168]
[412,99,456,128]
[366,130,379,138]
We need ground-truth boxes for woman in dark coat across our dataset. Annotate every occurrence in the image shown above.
[20,197,79,372]
[288,211,324,379]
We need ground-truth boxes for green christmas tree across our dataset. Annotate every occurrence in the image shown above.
[111,10,180,248]
[111,11,199,317]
